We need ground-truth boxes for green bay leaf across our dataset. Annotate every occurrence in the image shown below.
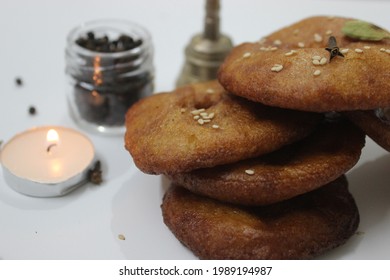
[342,20,390,41]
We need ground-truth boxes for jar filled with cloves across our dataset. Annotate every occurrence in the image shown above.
[65,19,154,134]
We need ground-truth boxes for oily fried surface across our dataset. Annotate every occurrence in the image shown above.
[161,176,359,260]
[218,16,390,112]
[125,81,321,174]
[168,119,365,206]
[345,110,390,152]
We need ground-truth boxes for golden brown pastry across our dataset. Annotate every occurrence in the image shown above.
[345,110,390,152]
[161,176,359,260]
[125,80,321,174]
[218,16,390,112]
[168,119,365,206]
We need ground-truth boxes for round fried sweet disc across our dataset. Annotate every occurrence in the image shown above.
[161,176,359,260]
[218,16,390,112]
[125,81,321,174]
[345,110,390,152]
[168,119,365,206]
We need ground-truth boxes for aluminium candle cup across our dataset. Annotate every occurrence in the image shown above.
[0,126,96,197]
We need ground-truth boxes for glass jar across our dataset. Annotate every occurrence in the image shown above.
[65,19,154,135]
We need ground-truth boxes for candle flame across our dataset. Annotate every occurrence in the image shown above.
[47,129,59,143]
[93,56,103,85]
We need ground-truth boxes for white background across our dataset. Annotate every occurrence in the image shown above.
[0,0,389,260]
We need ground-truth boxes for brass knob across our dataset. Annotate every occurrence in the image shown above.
[176,0,233,87]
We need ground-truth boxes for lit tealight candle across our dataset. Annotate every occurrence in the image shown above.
[46,128,59,153]
[0,126,96,197]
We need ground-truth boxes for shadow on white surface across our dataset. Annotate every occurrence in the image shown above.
[348,154,390,230]
[319,153,390,259]
[110,171,195,259]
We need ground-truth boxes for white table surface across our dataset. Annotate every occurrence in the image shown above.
[0,0,389,259]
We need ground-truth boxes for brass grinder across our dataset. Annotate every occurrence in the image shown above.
[176,0,233,87]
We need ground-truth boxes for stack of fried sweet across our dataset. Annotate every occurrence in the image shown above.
[124,16,390,259]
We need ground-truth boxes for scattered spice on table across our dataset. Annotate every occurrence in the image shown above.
[87,160,103,185]
[15,77,23,86]
[28,106,37,116]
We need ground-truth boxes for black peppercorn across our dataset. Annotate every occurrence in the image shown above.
[15,77,23,86]
[87,31,95,40]
[66,20,154,134]
[28,106,37,115]
[75,31,143,53]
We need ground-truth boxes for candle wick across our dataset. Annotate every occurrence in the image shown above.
[46,143,57,153]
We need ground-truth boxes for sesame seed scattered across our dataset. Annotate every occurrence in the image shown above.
[326,30,333,35]
[340,48,349,54]
[298,42,305,48]
[380,48,386,52]
[385,49,390,54]
[258,37,267,44]
[192,109,216,125]
[312,59,320,66]
[243,52,252,58]
[314,33,323,43]
[191,108,205,115]
[285,50,297,56]
[273,39,282,46]
[245,169,255,175]
[212,124,219,129]
[203,112,215,119]
[180,108,186,113]
[118,234,126,241]
[271,64,283,72]
[312,56,327,66]
[364,46,371,50]
[293,29,300,35]
[260,46,279,52]
[206,88,215,94]
[319,57,327,65]
[312,55,322,61]
[355,48,363,53]
[313,69,321,76]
